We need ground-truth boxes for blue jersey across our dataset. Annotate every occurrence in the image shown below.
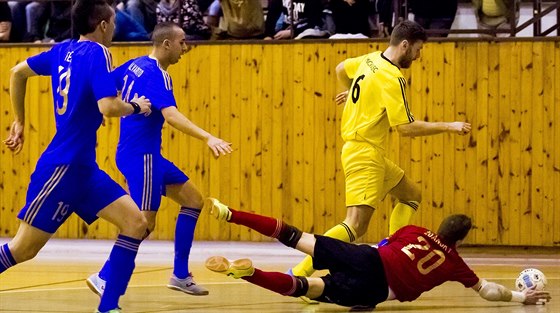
[27,40,117,166]
[113,56,177,156]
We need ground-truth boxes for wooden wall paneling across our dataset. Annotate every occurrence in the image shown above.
[442,42,456,228]
[541,42,556,246]
[431,42,445,230]
[258,44,273,241]
[551,41,560,246]
[216,44,233,241]
[237,44,253,240]
[530,42,544,245]
[302,43,317,234]
[270,44,284,227]
[475,41,489,244]
[486,41,500,244]
[453,42,468,239]
[408,46,424,231]
[464,43,478,242]
[508,42,524,245]
[323,42,341,237]
[248,44,263,241]
[291,43,305,231]
[497,42,512,245]
[420,43,434,229]
[281,44,294,226]
[332,43,347,239]
[226,44,244,240]
[0,42,558,246]
[518,42,533,245]
[310,43,326,236]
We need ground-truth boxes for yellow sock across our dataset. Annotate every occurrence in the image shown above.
[389,201,419,235]
[291,222,357,277]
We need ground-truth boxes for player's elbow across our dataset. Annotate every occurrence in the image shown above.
[98,99,120,117]
[478,281,509,302]
[396,124,415,137]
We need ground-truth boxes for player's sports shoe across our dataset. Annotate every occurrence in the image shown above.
[86,273,106,297]
[167,274,209,295]
[94,309,121,313]
[205,256,254,279]
[205,197,232,221]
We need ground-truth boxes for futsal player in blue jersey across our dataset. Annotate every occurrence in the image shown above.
[1,1,152,312]
[86,22,233,297]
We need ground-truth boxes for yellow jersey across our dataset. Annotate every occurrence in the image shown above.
[341,51,413,152]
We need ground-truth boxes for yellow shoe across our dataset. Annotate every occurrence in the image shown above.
[205,198,232,221]
[205,256,254,279]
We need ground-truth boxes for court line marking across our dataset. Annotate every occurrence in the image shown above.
[2,277,558,294]
[0,282,246,294]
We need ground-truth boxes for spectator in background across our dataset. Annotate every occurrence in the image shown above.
[111,0,150,41]
[0,1,12,42]
[157,0,212,40]
[375,0,394,37]
[472,0,521,36]
[45,1,73,42]
[7,1,28,42]
[265,0,327,40]
[211,0,265,39]
[21,1,72,43]
[410,0,457,37]
[326,0,371,39]
[126,0,158,33]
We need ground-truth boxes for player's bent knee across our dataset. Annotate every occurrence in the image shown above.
[122,214,148,239]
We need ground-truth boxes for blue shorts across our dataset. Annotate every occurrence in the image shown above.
[116,153,189,211]
[17,164,127,234]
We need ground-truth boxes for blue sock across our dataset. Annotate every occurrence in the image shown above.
[173,207,200,279]
[98,258,111,281]
[0,244,17,274]
[98,235,141,312]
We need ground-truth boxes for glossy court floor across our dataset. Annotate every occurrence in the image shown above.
[0,239,558,313]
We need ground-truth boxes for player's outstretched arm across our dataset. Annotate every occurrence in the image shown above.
[4,61,38,154]
[396,120,471,137]
[98,93,151,117]
[473,279,551,305]
[161,106,233,158]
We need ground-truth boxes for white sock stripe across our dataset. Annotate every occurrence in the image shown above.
[115,239,140,251]
[0,249,12,268]
[1,245,14,267]
[272,219,281,238]
[115,242,140,252]
[285,276,298,295]
[25,165,68,224]
[179,211,200,218]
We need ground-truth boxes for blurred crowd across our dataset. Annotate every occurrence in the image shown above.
[0,0,521,42]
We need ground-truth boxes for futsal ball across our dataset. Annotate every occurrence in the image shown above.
[515,268,547,291]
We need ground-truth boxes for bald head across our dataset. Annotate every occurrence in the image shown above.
[152,22,183,45]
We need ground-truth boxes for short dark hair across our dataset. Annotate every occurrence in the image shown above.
[437,214,472,244]
[72,0,114,36]
[152,22,182,44]
[389,20,427,46]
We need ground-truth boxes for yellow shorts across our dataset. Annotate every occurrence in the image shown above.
[341,141,404,208]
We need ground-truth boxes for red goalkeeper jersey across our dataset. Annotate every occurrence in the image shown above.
[377,225,479,302]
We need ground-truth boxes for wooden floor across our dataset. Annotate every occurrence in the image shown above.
[0,240,558,313]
